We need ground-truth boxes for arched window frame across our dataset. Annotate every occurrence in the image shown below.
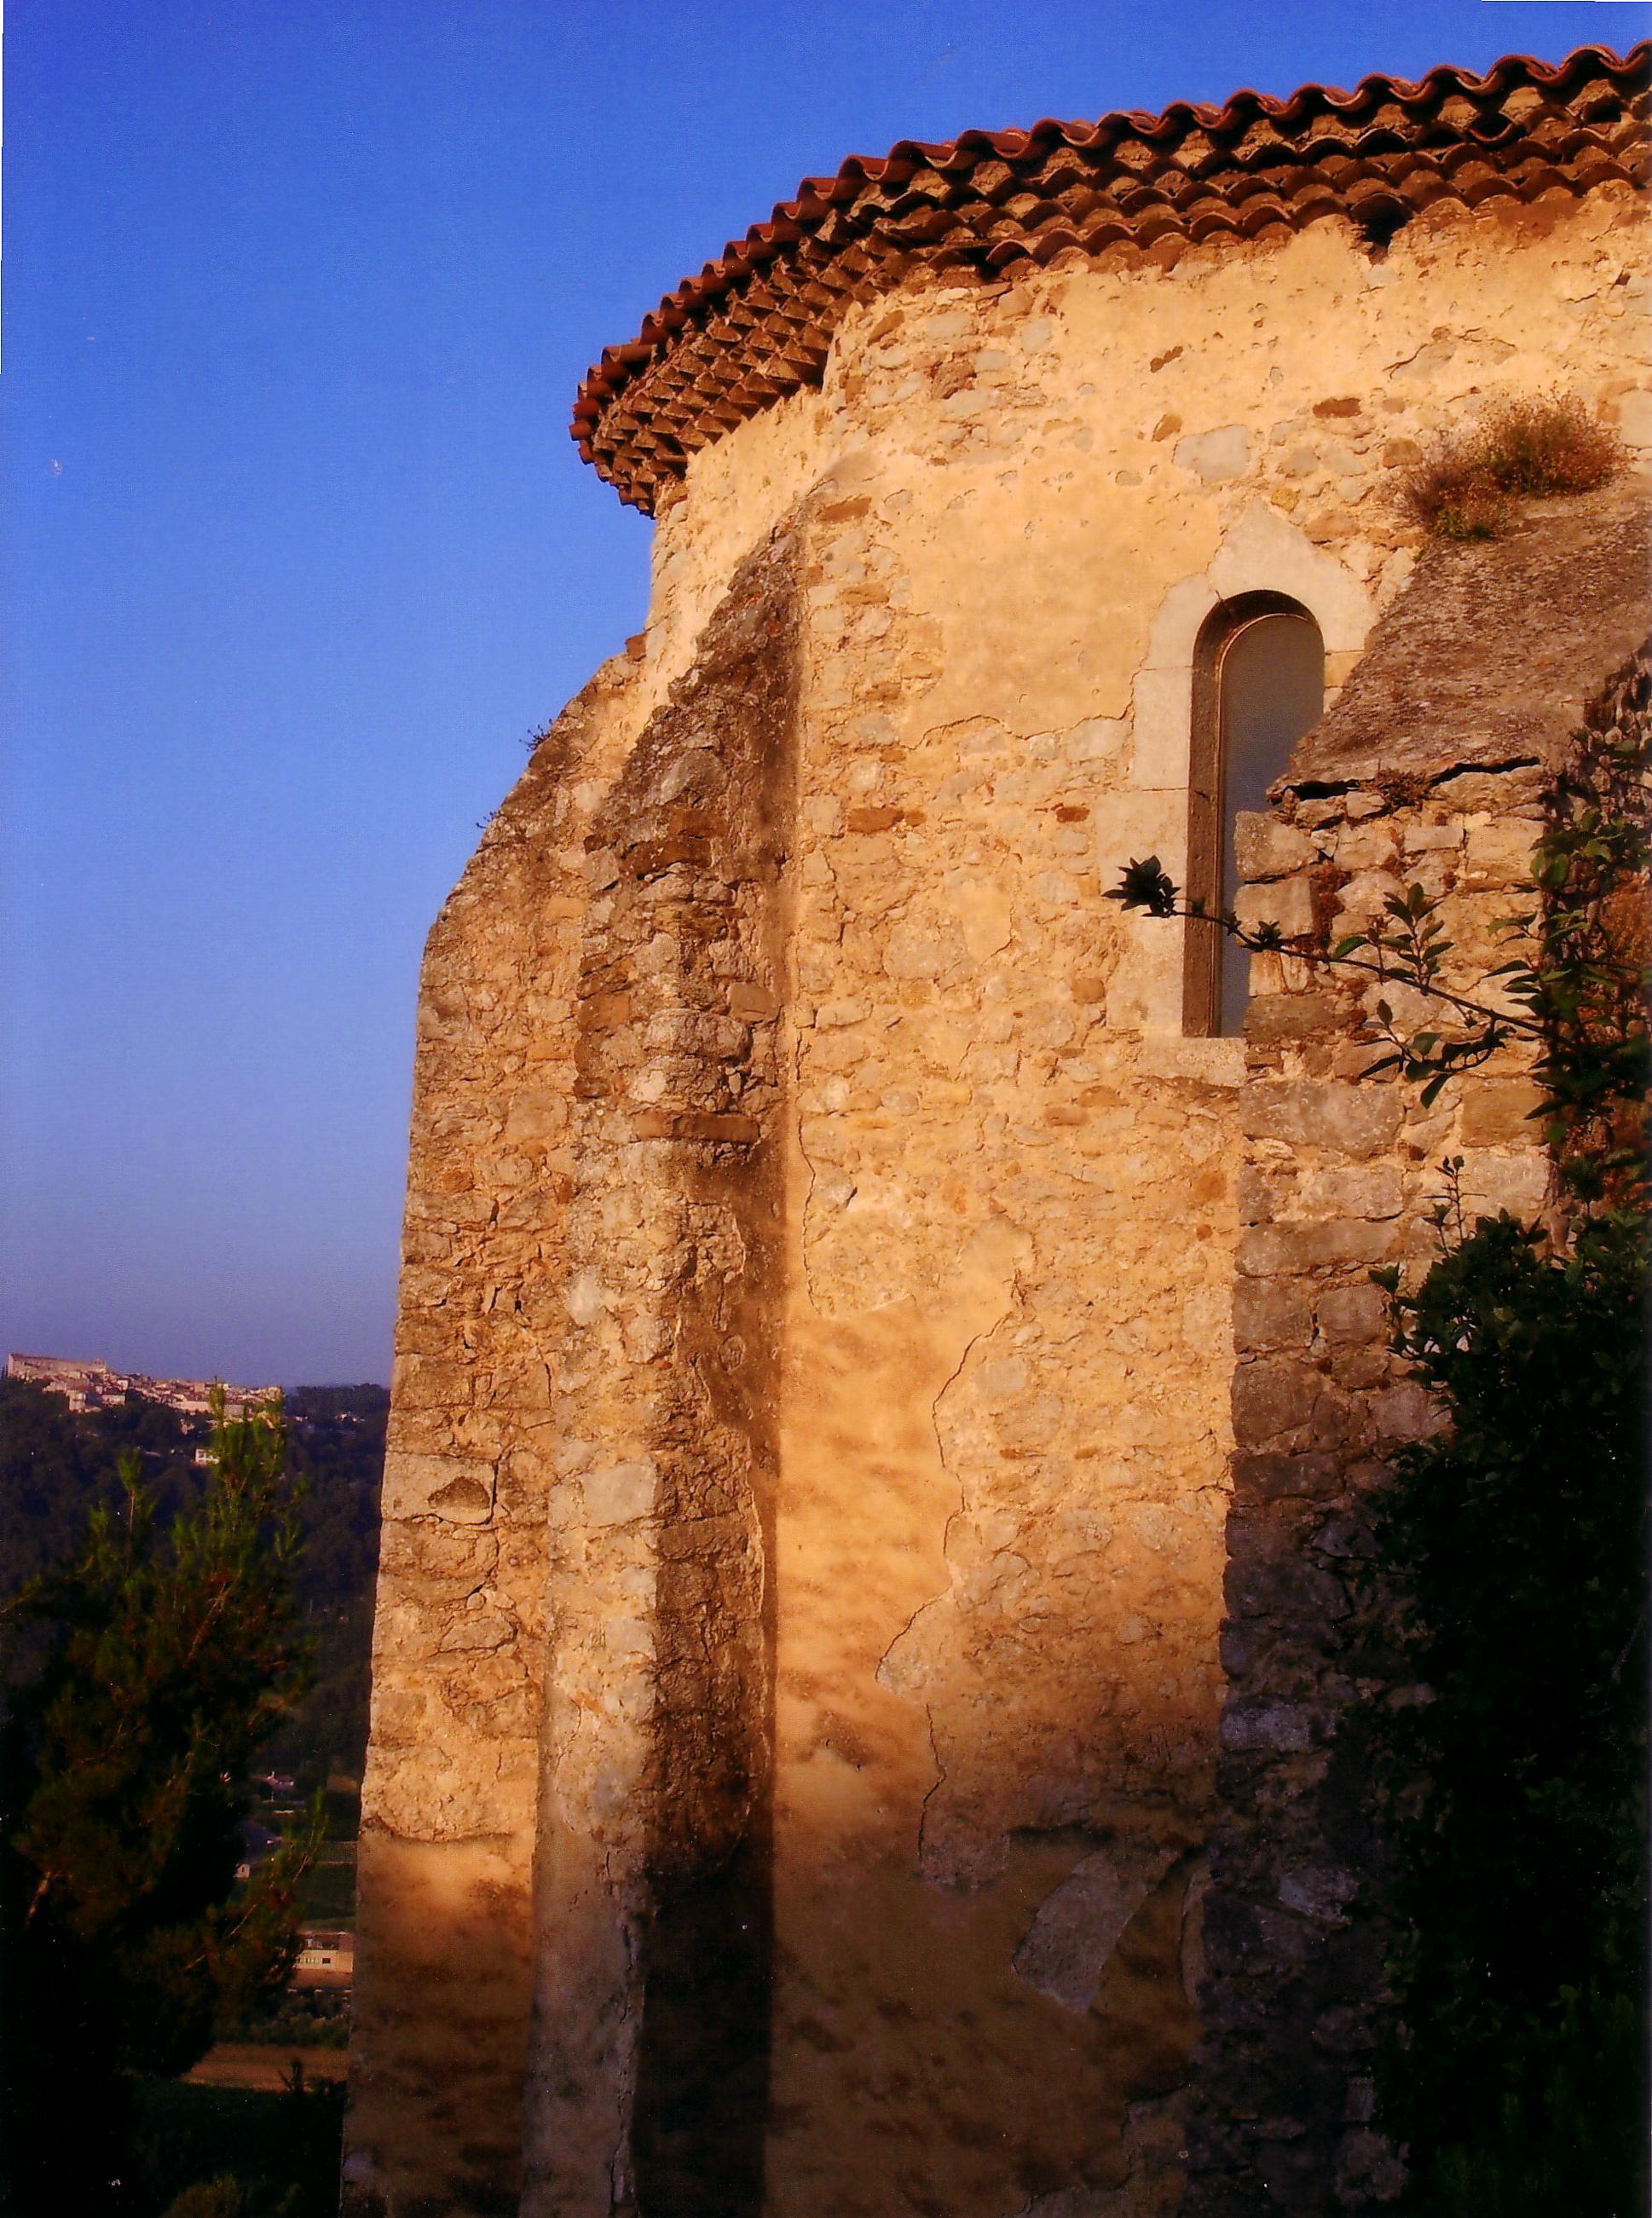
[1121,511,1372,1048]
[1183,592,1322,1039]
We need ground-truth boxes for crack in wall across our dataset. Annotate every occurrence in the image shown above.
[908,1274,1028,1880]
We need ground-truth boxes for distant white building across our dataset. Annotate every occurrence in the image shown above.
[292,1931,355,1990]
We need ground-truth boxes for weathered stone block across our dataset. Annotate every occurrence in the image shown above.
[1315,1285,1387,1343]
[1245,995,1341,1048]
[381,1451,498,1525]
[1233,876,1317,940]
[1233,1280,1314,1351]
[1237,1218,1397,1275]
[1458,1078,1545,1147]
[1175,425,1251,481]
[1369,1381,1449,1442]
[1232,1358,1320,1446]
[1234,814,1316,883]
[1224,1539,1351,1629]
[1243,1083,1402,1158]
[1231,1452,1343,1505]
[1299,1162,1402,1221]
[1459,815,1541,890]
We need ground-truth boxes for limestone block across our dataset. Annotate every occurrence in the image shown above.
[1232,1279,1314,1350]
[1298,1162,1403,1220]
[1233,877,1316,940]
[1459,816,1541,891]
[951,879,1014,960]
[1237,1218,1398,1274]
[1135,1036,1246,1087]
[1233,813,1315,883]
[1315,1285,1387,1343]
[1334,869,1403,923]
[1205,501,1374,653]
[1231,1358,1320,1447]
[1243,1081,1402,1158]
[1457,1151,1550,1222]
[1369,1381,1449,1441]
[582,1458,659,1526]
[1614,387,1652,448]
[1129,667,1192,788]
[1458,1079,1545,1147]
[728,980,779,1020]
[562,1268,609,1326]
[1231,1451,1343,1504]
[1066,714,1130,763]
[1143,571,1220,673]
[377,1521,499,1603]
[1223,1522,1350,1626]
[1175,425,1250,481]
[382,1450,498,1525]
[883,918,962,979]
[1244,994,1340,1048]
[1101,788,1185,871]
[1219,1702,1316,1753]
[502,1088,569,1151]
[1276,1863,1358,1921]
[1112,922,1186,1034]
[1012,1843,1180,2013]
[1334,821,1401,870]
[392,1354,480,1410]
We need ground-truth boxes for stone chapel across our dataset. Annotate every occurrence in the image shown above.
[343,42,1650,2218]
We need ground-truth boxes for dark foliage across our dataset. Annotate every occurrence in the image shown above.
[259,1388,386,1790]
[0,1400,317,2213]
[1112,687,1649,2201]
[1105,853,1181,918]
[0,1380,385,1795]
[1366,719,1649,2209]
[131,2068,346,2218]
[1372,1205,1649,2212]
[0,1382,204,1597]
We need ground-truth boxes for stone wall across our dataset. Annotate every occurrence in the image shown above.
[348,173,1649,2218]
[518,529,803,2218]
[346,646,642,2218]
[1184,487,1652,2216]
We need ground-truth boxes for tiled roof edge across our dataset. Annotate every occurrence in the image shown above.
[572,43,1651,513]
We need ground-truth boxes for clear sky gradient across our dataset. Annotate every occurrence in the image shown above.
[4,0,1643,1384]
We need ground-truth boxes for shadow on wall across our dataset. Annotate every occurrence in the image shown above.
[346,1779,1207,2218]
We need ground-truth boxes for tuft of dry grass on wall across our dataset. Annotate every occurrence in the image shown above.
[1401,394,1625,540]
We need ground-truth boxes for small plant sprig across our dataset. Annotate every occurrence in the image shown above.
[1106,858,1540,1108]
[1108,725,1649,1202]
[1398,392,1624,542]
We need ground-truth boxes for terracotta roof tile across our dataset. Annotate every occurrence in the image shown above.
[573,43,1649,513]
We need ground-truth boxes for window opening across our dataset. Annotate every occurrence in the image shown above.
[1185,598,1324,1037]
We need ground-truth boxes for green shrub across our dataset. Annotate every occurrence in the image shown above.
[1372,1202,1649,2211]
[1369,708,1649,2209]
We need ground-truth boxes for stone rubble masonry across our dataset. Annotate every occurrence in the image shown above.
[1182,556,1652,2214]
[347,168,1649,2218]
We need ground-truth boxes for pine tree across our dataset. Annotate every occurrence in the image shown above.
[0,1391,316,2215]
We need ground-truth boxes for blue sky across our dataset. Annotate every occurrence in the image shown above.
[3,0,1643,1385]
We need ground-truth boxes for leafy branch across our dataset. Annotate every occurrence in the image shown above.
[1106,854,1538,1106]
[1107,752,1649,1180]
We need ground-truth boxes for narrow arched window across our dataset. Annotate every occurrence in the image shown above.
[1184,596,1324,1037]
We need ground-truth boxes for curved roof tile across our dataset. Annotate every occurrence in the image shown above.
[573,43,1649,513]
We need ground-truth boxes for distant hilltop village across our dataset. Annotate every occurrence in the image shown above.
[5,1353,280,1420]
